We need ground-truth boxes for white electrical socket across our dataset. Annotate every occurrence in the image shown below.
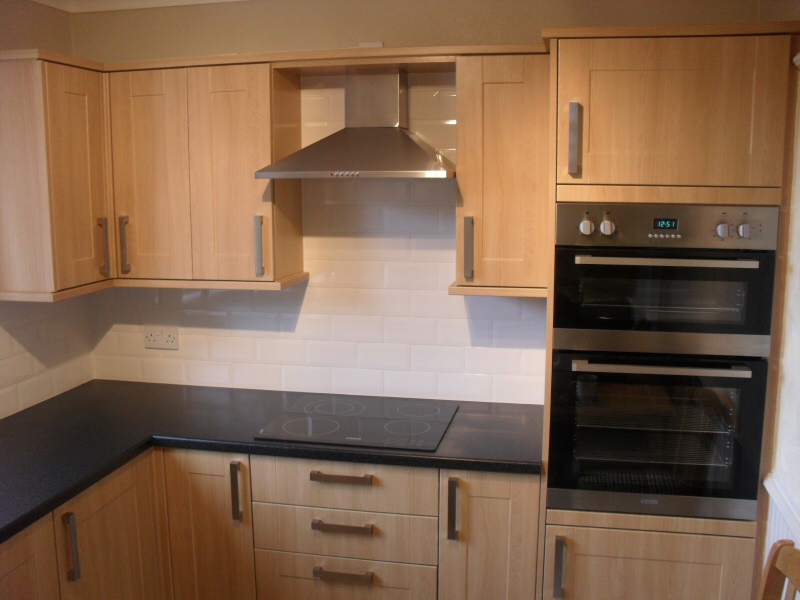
[144,326,179,350]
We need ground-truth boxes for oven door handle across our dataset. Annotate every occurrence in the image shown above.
[571,360,752,379]
[574,255,760,269]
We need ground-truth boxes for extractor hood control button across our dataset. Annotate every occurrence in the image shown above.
[599,218,616,236]
[737,223,752,239]
[579,219,595,236]
[715,222,731,238]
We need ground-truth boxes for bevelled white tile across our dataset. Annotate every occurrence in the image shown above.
[283,365,332,393]
[385,263,438,290]
[330,205,384,234]
[383,206,440,236]
[410,345,465,373]
[0,329,16,360]
[185,361,232,387]
[437,319,493,347]
[520,298,548,321]
[493,320,547,349]
[465,347,521,375]
[383,317,437,344]
[281,314,331,340]
[0,386,19,420]
[302,286,361,316]
[92,331,118,356]
[257,339,307,365]
[492,375,545,404]
[305,261,385,290]
[226,313,283,337]
[55,356,91,391]
[437,373,492,402]
[0,353,35,389]
[209,337,257,362]
[331,316,383,342]
[357,289,410,317]
[439,207,455,236]
[332,368,384,395]
[520,349,547,376]
[93,355,143,382]
[410,179,457,207]
[166,334,210,360]
[142,359,186,384]
[231,363,282,390]
[464,296,524,320]
[306,341,357,367]
[207,290,255,312]
[354,180,413,206]
[410,291,466,318]
[356,343,410,370]
[251,285,307,314]
[17,372,55,410]
[117,331,151,357]
[437,264,457,290]
[384,370,438,399]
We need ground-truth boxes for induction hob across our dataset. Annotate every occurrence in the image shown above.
[255,394,459,451]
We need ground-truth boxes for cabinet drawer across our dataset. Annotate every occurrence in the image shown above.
[250,456,438,516]
[253,503,437,565]
[255,550,437,600]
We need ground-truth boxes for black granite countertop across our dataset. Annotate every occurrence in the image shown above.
[0,379,543,544]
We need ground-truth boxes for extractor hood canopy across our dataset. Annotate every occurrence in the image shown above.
[255,69,455,180]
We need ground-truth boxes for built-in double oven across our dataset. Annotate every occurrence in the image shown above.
[548,203,779,521]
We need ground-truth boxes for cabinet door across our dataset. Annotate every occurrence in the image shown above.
[455,55,551,290]
[188,64,273,281]
[557,35,790,187]
[53,449,171,600]
[45,62,112,290]
[438,470,541,600]
[0,515,60,600]
[163,448,256,600]
[109,69,192,279]
[542,525,755,600]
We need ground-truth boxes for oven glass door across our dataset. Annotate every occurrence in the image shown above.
[554,247,774,336]
[547,351,767,519]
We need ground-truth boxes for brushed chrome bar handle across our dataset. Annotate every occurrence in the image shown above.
[230,461,243,521]
[568,102,582,175]
[311,519,374,536]
[62,512,81,582]
[574,255,759,270]
[553,535,567,598]
[312,566,374,585]
[254,215,265,277]
[447,476,458,541]
[118,216,131,274]
[310,470,374,486]
[463,216,474,280]
[97,217,110,277]
[571,359,752,379]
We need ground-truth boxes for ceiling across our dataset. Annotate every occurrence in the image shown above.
[29,0,250,12]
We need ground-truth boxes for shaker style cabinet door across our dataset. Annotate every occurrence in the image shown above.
[557,35,791,187]
[163,448,256,600]
[454,55,552,292]
[542,525,755,600]
[188,64,275,282]
[109,68,193,279]
[0,515,60,600]
[438,470,541,600]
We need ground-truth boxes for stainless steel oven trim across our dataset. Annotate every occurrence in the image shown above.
[571,360,752,379]
[574,255,760,269]
[546,488,757,521]
[553,329,771,357]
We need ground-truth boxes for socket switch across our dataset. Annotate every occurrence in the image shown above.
[144,326,179,350]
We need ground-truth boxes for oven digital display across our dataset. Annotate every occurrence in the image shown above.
[653,218,679,230]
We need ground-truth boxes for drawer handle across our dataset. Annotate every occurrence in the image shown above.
[230,461,243,522]
[312,519,374,536]
[310,470,374,486]
[312,566,374,585]
[447,476,459,540]
[554,535,567,598]
[62,512,82,582]
[568,101,582,176]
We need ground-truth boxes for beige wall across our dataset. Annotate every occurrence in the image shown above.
[0,0,72,54]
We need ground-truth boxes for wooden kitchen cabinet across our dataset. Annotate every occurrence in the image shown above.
[556,35,791,189]
[53,449,172,600]
[0,514,60,600]
[438,470,541,600]
[163,448,256,600]
[452,55,551,296]
[542,512,756,600]
[0,59,114,301]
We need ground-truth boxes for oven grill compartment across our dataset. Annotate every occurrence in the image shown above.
[576,403,732,434]
[575,429,733,467]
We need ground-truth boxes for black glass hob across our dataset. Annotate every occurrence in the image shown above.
[255,394,458,451]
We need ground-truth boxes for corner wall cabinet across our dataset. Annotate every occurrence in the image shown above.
[452,55,551,296]
[0,60,113,302]
[0,515,60,600]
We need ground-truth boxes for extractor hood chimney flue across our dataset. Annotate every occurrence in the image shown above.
[254,68,455,180]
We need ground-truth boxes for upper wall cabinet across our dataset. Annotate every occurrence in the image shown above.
[557,35,791,188]
[453,55,551,296]
[109,64,305,289]
[0,60,114,301]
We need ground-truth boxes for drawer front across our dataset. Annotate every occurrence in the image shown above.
[255,550,437,600]
[253,503,438,565]
[250,456,438,516]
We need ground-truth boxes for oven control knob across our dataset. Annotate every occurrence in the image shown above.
[736,223,752,239]
[599,219,616,236]
[579,219,595,236]
[715,222,731,238]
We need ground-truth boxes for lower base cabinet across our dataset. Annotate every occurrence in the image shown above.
[0,515,60,600]
[542,521,756,600]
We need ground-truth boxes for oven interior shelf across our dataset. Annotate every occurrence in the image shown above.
[577,467,690,494]
[576,402,733,434]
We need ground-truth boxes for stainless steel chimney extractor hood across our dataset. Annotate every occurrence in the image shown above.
[255,70,455,179]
